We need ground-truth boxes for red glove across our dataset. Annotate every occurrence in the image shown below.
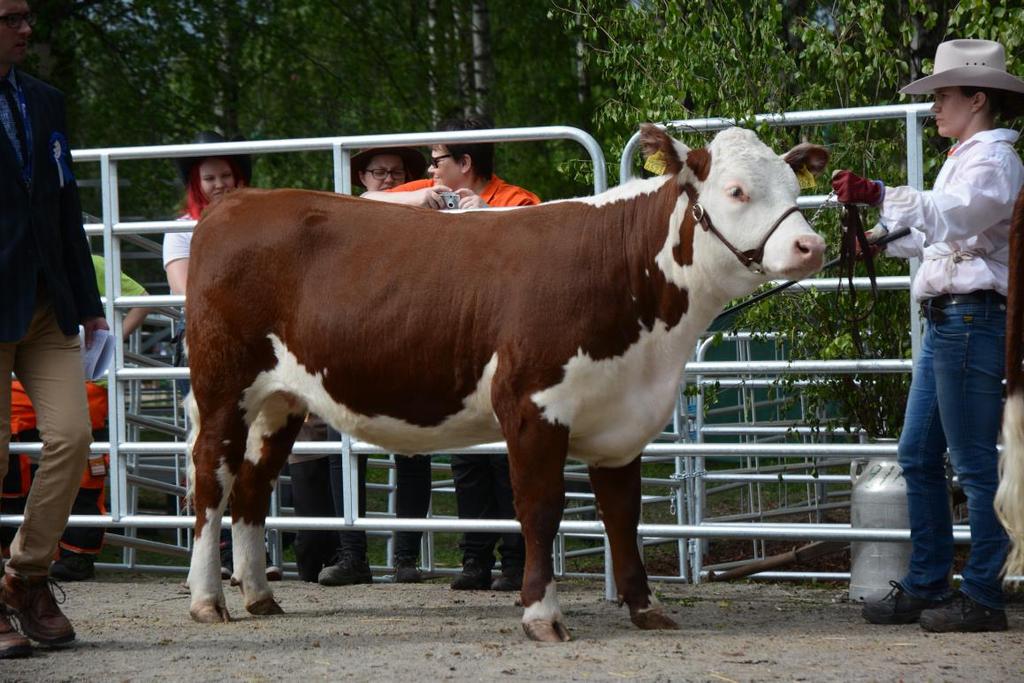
[831,170,884,206]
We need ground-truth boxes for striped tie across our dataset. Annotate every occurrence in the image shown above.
[1,79,28,168]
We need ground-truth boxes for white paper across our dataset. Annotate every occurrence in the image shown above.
[79,326,115,381]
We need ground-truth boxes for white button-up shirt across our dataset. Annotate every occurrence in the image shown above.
[880,128,1023,302]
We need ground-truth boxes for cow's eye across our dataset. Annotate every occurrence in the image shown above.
[726,185,747,201]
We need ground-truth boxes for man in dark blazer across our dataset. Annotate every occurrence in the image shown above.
[0,0,107,658]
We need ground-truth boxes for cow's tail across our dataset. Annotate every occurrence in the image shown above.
[184,391,200,507]
[995,186,1024,580]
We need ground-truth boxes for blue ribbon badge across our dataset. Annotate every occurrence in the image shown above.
[49,131,74,189]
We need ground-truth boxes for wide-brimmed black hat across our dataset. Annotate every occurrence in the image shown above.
[176,131,253,185]
[350,146,427,189]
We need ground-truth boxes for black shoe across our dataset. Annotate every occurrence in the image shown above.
[862,580,951,625]
[919,592,1008,633]
[265,551,282,582]
[318,554,373,586]
[490,567,522,592]
[219,543,233,581]
[295,532,337,583]
[393,557,423,584]
[450,557,492,590]
[49,554,96,582]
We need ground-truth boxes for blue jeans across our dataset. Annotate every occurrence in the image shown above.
[898,299,1008,609]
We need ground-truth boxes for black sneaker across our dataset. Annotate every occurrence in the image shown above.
[490,567,522,592]
[49,554,96,582]
[450,557,492,590]
[393,557,423,584]
[862,580,951,625]
[318,554,373,586]
[919,592,1009,633]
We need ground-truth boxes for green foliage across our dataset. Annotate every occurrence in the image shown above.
[27,1,596,223]
[563,0,1023,437]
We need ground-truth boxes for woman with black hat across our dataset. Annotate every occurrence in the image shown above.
[163,131,252,295]
[832,38,1024,633]
[351,146,426,193]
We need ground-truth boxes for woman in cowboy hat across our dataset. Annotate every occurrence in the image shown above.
[163,131,253,296]
[350,146,427,192]
[832,39,1024,633]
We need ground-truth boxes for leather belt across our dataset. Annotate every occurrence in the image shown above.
[923,290,1006,310]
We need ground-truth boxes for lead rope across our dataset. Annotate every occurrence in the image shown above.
[835,203,880,341]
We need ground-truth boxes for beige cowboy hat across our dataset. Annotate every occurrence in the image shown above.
[901,39,1024,96]
[350,146,427,189]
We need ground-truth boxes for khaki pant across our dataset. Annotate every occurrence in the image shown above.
[1,294,92,578]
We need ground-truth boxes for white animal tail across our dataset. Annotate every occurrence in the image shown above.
[998,393,1024,579]
[184,391,201,505]
[995,187,1024,580]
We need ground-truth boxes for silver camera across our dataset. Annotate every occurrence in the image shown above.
[439,191,460,210]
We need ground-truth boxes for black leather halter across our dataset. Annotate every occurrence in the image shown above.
[690,201,802,275]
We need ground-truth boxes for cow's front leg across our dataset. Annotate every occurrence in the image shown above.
[502,413,571,642]
[589,456,678,630]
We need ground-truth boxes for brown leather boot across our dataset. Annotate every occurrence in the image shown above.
[0,609,32,659]
[0,574,76,646]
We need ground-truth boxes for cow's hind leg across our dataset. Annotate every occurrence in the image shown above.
[232,396,305,616]
[501,412,571,642]
[589,456,678,630]
[188,402,246,624]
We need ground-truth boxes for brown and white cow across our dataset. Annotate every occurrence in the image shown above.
[184,124,828,641]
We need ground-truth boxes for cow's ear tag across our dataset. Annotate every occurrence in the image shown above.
[644,151,668,175]
[795,165,816,190]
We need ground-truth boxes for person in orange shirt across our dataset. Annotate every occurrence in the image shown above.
[363,114,538,593]
[3,381,107,574]
[362,114,540,211]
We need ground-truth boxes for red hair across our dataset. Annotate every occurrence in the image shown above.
[183,157,248,219]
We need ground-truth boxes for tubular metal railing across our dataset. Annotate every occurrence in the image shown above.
[6,106,985,593]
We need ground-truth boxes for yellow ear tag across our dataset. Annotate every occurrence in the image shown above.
[644,150,668,175]
[795,165,817,190]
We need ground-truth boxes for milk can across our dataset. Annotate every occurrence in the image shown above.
[849,458,912,602]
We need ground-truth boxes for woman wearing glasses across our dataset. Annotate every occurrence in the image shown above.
[352,146,427,192]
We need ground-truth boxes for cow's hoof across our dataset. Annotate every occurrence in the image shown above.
[246,597,284,616]
[631,608,679,630]
[522,619,572,642]
[190,601,230,624]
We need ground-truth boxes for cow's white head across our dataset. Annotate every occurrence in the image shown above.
[640,124,828,300]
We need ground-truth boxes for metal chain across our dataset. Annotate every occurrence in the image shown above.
[806,189,837,230]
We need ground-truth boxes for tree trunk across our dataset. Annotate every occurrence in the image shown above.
[216,7,243,136]
[470,0,493,118]
[426,0,440,125]
[451,0,472,119]
[574,14,589,105]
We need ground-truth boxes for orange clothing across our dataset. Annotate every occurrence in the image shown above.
[9,381,109,489]
[11,381,108,432]
[387,175,540,207]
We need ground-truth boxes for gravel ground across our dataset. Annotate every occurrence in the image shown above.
[4,575,1023,682]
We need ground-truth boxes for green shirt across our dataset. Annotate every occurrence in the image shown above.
[91,254,148,297]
